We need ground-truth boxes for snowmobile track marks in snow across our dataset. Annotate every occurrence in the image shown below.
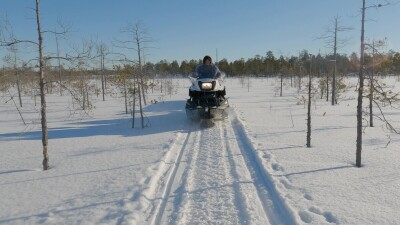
[183,120,242,224]
[150,131,193,225]
[148,113,298,225]
[229,115,298,225]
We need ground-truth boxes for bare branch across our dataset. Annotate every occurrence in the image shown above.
[316,16,353,52]
[0,39,39,47]
[372,98,400,134]
[1,15,39,47]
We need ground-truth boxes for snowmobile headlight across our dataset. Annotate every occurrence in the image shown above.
[201,82,213,90]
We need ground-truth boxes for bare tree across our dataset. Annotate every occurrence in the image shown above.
[11,46,22,107]
[131,81,136,128]
[356,0,388,167]
[97,42,108,101]
[115,20,153,128]
[1,1,88,170]
[53,20,71,96]
[5,89,26,125]
[307,54,313,148]
[34,0,50,170]
[1,19,24,108]
[365,38,387,127]
[112,64,133,114]
[55,33,62,96]
[116,21,152,104]
[370,82,400,136]
[2,46,23,107]
[132,22,147,109]
[319,16,352,105]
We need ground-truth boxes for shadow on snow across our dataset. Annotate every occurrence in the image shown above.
[0,100,189,141]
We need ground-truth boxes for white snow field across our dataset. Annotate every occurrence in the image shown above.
[1,76,400,225]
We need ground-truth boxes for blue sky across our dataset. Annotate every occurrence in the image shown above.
[1,0,399,65]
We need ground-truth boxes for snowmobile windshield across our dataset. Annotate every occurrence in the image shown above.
[195,64,221,79]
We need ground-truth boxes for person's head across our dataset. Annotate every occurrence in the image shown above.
[203,55,212,65]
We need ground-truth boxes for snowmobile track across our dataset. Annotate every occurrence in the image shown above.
[149,113,298,225]
[229,116,298,225]
[150,131,193,225]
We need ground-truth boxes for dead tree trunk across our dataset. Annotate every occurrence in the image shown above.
[36,0,49,170]
[307,57,312,148]
[55,34,63,96]
[332,18,338,106]
[11,46,23,107]
[326,70,329,102]
[135,29,147,106]
[132,84,136,128]
[99,43,106,101]
[136,74,144,128]
[356,0,366,167]
[15,63,22,108]
[368,40,378,127]
[124,75,128,114]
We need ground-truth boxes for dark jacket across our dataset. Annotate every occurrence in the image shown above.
[195,64,221,79]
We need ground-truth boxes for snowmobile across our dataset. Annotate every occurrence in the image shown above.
[185,64,229,120]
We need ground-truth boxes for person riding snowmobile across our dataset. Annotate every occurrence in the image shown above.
[185,55,228,120]
[195,55,222,80]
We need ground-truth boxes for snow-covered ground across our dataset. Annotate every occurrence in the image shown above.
[1,76,400,225]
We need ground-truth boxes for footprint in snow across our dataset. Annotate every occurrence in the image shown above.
[309,206,322,214]
[323,211,338,223]
[262,153,271,160]
[309,206,339,224]
[304,193,313,201]
[298,210,313,224]
[272,163,283,171]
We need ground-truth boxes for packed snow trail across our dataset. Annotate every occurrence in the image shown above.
[149,113,298,225]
